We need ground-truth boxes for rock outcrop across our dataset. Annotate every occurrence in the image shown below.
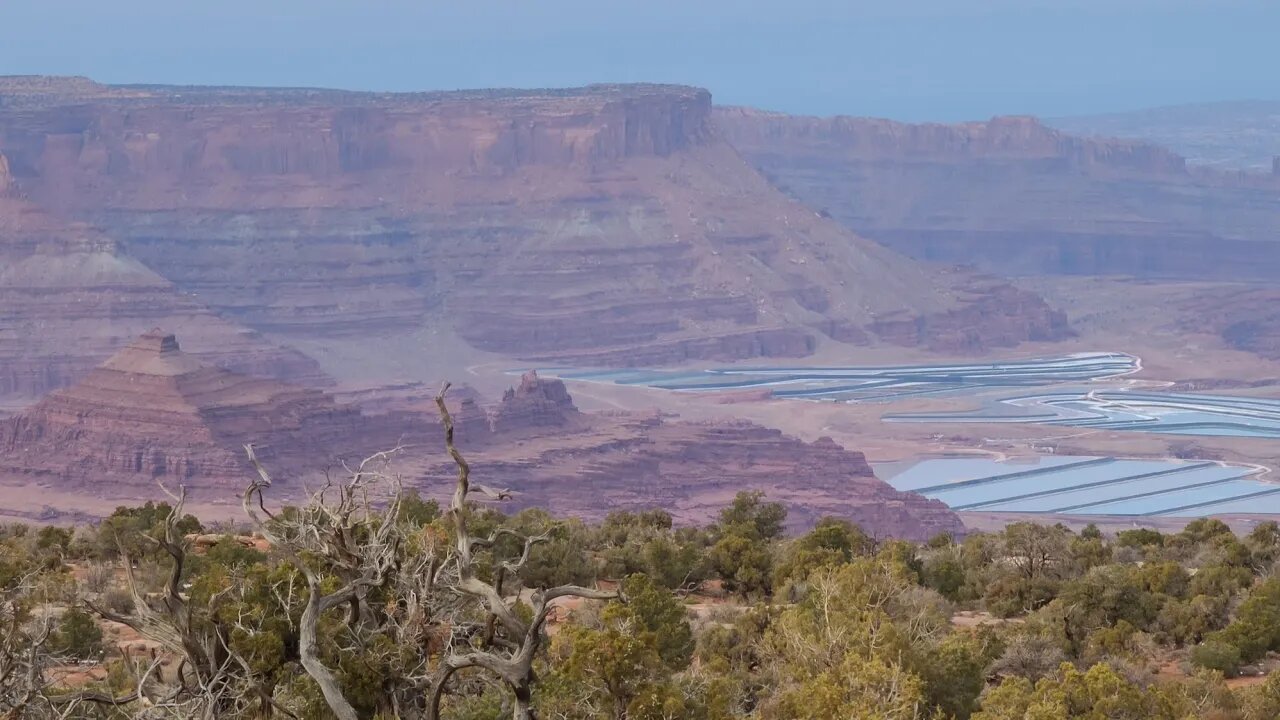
[488,371,581,434]
[1179,288,1280,360]
[715,107,1280,281]
[0,78,1069,370]
[870,280,1073,352]
[0,330,391,491]
[412,409,963,541]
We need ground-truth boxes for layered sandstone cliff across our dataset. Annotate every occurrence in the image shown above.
[0,78,1068,372]
[0,331,393,491]
[0,159,326,401]
[715,107,1280,281]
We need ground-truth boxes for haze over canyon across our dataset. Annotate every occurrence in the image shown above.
[1,74,1278,537]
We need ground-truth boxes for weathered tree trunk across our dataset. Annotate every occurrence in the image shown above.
[298,591,361,720]
[513,682,536,720]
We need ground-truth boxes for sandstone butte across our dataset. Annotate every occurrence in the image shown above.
[0,334,963,541]
[0,330,394,492]
[0,76,1068,407]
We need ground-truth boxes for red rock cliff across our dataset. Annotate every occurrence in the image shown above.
[0,169,327,400]
[0,82,714,210]
[0,79,1069,373]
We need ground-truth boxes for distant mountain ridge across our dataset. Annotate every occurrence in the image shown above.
[715,107,1280,281]
[1049,100,1280,172]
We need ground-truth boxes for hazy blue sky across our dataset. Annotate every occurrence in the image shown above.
[2,0,1276,121]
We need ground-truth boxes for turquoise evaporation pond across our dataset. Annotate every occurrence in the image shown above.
[876,456,1280,517]
[541,353,1280,439]
[885,390,1280,439]
[546,352,1138,403]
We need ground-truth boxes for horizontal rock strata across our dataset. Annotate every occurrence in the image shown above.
[402,378,963,541]
[0,331,391,490]
[0,79,1070,369]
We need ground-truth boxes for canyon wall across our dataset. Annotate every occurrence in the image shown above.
[0,156,326,401]
[0,79,1068,398]
[715,108,1280,280]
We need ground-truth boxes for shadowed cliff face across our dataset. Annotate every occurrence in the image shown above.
[0,79,1069,381]
[715,107,1280,281]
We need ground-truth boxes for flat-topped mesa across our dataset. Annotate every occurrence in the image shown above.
[0,331,393,492]
[715,108,1187,175]
[128,328,180,353]
[0,75,111,100]
[0,78,714,200]
[489,371,582,434]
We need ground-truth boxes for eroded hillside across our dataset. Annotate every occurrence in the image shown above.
[0,77,1067,400]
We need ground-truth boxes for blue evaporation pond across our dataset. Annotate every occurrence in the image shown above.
[1083,480,1280,516]
[887,388,1280,439]
[980,464,1246,513]
[883,456,1099,492]
[879,456,1280,517]
[1148,426,1280,438]
[925,460,1177,509]
[542,352,1138,404]
[1160,491,1280,516]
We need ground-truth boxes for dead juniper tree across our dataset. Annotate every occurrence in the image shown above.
[240,382,620,720]
[0,567,59,719]
[82,486,261,719]
[242,446,407,720]
[424,384,621,720]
